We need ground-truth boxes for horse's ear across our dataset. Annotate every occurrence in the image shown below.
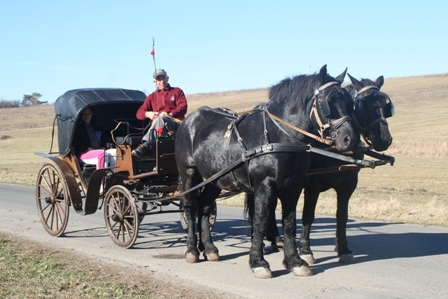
[348,73,363,91]
[374,76,384,89]
[318,65,328,81]
[335,67,348,83]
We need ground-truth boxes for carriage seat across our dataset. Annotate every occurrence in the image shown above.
[115,136,142,146]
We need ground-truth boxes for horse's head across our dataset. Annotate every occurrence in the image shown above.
[268,65,356,152]
[308,65,356,152]
[347,73,394,151]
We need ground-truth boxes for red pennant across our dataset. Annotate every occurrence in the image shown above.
[150,49,155,56]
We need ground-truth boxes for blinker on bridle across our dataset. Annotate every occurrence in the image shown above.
[310,81,351,141]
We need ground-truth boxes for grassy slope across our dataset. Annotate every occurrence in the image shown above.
[1,74,447,226]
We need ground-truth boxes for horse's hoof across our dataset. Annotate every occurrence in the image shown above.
[291,265,313,276]
[339,254,355,264]
[204,252,220,261]
[185,252,199,263]
[251,267,272,279]
[300,254,316,265]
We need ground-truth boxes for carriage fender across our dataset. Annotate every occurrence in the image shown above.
[34,152,83,213]
[84,168,110,215]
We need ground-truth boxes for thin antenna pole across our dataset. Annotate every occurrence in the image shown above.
[151,36,157,72]
[150,37,160,112]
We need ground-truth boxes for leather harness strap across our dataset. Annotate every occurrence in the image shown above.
[265,110,333,145]
[161,142,309,201]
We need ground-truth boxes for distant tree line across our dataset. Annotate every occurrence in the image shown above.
[0,99,21,108]
[0,92,48,108]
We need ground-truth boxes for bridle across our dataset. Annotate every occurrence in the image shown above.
[309,81,352,142]
[352,85,393,146]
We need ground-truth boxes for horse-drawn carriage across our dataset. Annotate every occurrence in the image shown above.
[35,66,395,278]
[35,88,203,248]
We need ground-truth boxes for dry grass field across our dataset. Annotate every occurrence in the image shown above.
[1,74,447,226]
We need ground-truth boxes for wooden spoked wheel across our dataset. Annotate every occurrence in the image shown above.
[35,163,70,237]
[104,185,139,248]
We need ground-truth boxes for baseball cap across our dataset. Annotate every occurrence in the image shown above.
[153,68,168,79]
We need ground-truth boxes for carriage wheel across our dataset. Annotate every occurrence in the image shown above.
[180,201,217,232]
[35,163,70,237]
[104,185,139,248]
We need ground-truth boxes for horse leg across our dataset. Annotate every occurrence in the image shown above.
[266,199,282,252]
[280,191,312,276]
[197,184,221,261]
[246,193,281,254]
[249,183,276,278]
[335,186,356,263]
[181,167,201,263]
[298,186,319,265]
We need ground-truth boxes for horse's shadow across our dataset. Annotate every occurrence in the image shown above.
[134,217,252,258]
[284,217,448,275]
[296,217,448,259]
[136,216,448,255]
[79,216,448,276]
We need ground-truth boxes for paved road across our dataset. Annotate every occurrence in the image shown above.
[1,183,448,298]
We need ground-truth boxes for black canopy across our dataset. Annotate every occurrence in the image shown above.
[55,88,147,155]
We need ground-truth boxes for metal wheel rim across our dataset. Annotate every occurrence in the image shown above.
[104,185,139,248]
[35,163,70,237]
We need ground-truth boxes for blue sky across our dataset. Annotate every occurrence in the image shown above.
[1,0,447,103]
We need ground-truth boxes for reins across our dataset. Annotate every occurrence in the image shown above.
[157,140,391,202]
[265,111,333,145]
[155,142,310,201]
[149,90,392,201]
[217,107,334,146]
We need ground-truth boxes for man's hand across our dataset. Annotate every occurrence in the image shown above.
[146,111,168,120]
[146,111,158,120]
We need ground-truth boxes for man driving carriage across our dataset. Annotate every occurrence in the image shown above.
[132,68,188,158]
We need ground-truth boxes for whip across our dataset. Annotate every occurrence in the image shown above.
[150,36,157,72]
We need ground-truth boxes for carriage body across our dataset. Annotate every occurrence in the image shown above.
[35,88,181,248]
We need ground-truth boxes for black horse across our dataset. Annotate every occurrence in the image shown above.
[248,74,394,264]
[175,65,356,278]
[299,74,394,264]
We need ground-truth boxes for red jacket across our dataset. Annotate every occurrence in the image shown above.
[136,84,188,120]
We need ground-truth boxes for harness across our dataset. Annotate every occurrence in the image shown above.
[159,98,391,202]
[162,81,385,200]
[175,80,350,194]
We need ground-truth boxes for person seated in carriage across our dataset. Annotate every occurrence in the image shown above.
[73,107,111,169]
[132,68,188,158]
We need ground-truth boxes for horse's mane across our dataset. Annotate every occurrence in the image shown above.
[269,74,320,112]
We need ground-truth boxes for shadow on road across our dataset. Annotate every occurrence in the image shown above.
[59,215,448,275]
